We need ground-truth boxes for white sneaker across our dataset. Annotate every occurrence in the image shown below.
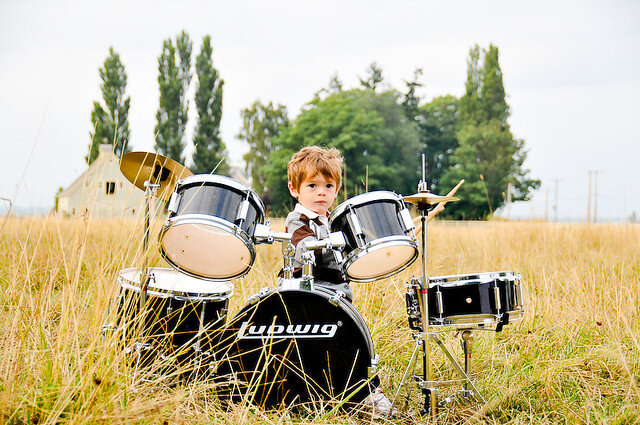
[364,387,399,418]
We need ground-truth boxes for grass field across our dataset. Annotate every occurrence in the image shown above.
[0,216,638,424]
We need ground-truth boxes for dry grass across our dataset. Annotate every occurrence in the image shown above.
[0,216,638,424]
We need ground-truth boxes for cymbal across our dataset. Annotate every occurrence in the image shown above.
[403,192,459,205]
[120,152,193,200]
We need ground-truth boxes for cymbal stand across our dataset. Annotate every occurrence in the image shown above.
[140,181,159,310]
[390,157,486,418]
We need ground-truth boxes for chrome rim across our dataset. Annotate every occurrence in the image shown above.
[343,236,419,282]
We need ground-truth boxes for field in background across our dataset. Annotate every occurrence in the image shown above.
[0,217,638,424]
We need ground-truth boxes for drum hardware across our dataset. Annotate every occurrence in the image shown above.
[391,154,467,417]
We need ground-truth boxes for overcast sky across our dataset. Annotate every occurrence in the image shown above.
[1,0,639,220]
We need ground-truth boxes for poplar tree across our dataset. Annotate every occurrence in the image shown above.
[441,44,539,219]
[155,31,192,163]
[192,35,228,175]
[87,47,130,164]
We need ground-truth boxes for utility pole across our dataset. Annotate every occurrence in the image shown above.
[545,187,549,222]
[594,170,599,223]
[553,179,560,222]
[587,171,592,223]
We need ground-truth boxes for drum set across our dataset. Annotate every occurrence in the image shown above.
[104,151,525,417]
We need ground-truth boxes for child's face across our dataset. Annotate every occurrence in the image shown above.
[288,173,339,216]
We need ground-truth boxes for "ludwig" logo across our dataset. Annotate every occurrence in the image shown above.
[237,321,340,340]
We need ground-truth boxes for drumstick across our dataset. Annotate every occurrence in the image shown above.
[412,179,465,234]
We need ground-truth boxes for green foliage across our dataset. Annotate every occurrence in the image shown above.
[154,31,192,163]
[418,95,459,192]
[238,101,289,197]
[358,62,384,92]
[87,47,131,164]
[441,44,539,219]
[264,89,420,215]
[192,35,229,175]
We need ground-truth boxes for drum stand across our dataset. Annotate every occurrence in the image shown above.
[391,185,486,418]
[140,181,159,308]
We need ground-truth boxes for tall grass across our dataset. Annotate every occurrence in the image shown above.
[0,217,638,424]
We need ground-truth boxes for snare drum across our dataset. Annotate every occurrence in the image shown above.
[159,175,265,281]
[330,191,418,282]
[115,267,232,354]
[406,271,524,329]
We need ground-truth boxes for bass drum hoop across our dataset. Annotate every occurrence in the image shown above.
[159,214,256,281]
[343,235,419,282]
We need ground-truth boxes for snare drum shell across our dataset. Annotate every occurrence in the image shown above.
[428,272,523,326]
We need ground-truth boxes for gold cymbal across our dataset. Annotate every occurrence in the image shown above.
[120,152,193,200]
[403,192,459,205]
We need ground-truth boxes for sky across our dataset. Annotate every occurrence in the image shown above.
[1,0,639,220]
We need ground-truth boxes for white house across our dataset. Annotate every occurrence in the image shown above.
[57,144,150,218]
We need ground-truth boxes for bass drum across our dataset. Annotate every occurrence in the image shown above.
[213,287,378,408]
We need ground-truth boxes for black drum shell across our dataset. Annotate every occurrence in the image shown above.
[113,269,232,360]
[428,274,521,324]
[330,199,405,255]
[171,177,264,238]
[213,287,377,408]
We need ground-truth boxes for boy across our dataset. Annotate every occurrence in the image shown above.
[285,146,353,301]
[285,145,395,416]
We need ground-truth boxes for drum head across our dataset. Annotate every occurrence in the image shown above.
[214,288,376,408]
[345,237,418,282]
[118,267,232,295]
[160,218,254,281]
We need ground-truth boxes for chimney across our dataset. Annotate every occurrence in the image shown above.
[98,144,113,157]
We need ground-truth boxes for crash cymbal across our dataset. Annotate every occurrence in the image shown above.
[403,192,459,205]
[120,152,193,200]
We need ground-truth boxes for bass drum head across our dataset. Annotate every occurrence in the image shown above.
[160,216,254,281]
[345,237,418,282]
[214,288,377,408]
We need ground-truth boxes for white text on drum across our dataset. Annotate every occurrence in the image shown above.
[237,322,339,339]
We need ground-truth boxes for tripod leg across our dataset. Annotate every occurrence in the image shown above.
[391,338,422,411]
[433,335,487,404]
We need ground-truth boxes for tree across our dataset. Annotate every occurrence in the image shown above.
[440,44,539,219]
[400,68,423,122]
[264,89,420,214]
[192,35,228,175]
[359,62,384,91]
[418,95,459,192]
[155,31,192,163]
[400,70,459,193]
[87,47,131,164]
[238,101,289,197]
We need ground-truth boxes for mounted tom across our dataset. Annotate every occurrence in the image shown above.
[159,175,265,281]
[330,191,418,282]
